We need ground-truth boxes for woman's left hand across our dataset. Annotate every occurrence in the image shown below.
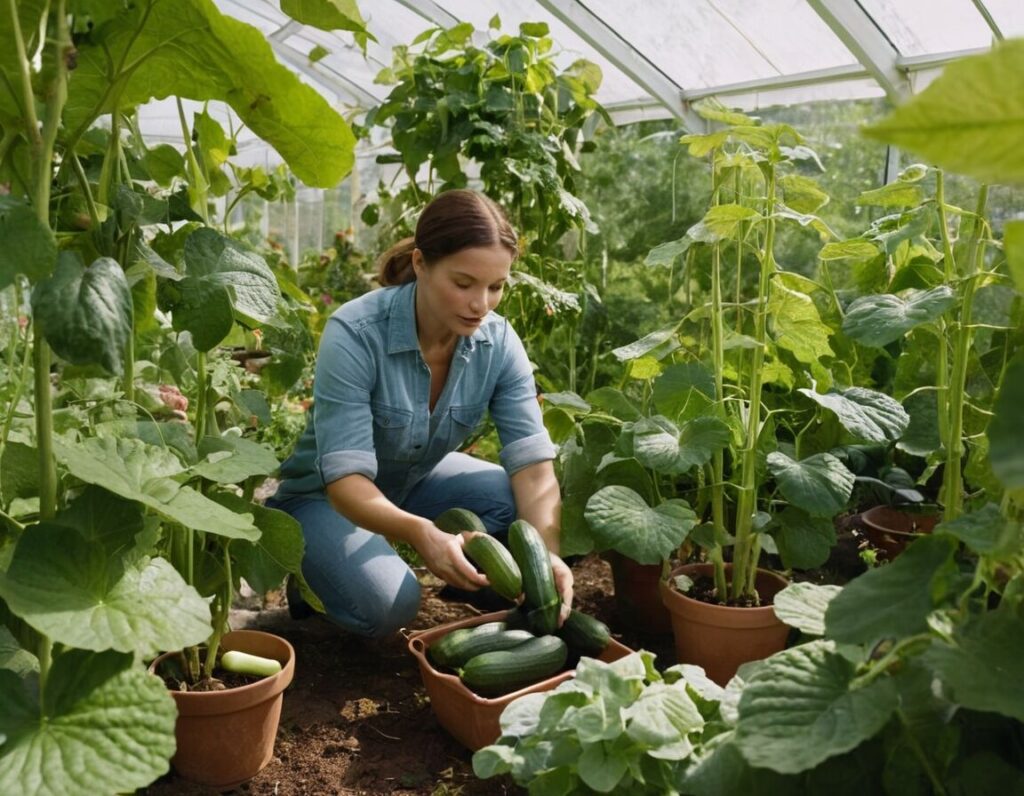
[549,552,574,625]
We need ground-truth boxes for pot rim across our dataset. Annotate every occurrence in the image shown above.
[660,563,788,619]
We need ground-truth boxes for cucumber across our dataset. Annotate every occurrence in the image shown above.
[464,534,522,601]
[428,622,535,669]
[557,610,611,657]
[508,519,560,633]
[219,650,282,677]
[434,507,488,534]
[459,635,568,696]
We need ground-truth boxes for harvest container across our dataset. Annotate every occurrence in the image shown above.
[409,610,631,750]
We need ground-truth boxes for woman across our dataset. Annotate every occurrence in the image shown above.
[268,189,573,638]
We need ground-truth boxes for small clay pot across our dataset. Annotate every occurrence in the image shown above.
[859,506,939,560]
[660,563,789,686]
[409,610,633,750]
[149,630,295,790]
[603,550,672,635]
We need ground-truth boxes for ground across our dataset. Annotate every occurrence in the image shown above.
[143,520,867,796]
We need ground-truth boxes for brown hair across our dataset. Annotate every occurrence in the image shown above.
[376,189,518,286]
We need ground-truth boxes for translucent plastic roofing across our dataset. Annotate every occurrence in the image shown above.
[137,0,1023,166]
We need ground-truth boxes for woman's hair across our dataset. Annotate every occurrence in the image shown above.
[376,189,519,286]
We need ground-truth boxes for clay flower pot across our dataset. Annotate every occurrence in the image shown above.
[660,563,789,685]
[602,550,672,634]
[409,610,633,750]
[149,629,295,790]
[860,505,939,560]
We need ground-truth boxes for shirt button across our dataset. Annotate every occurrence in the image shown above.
[382,418,389,426]
[414,444,422,449]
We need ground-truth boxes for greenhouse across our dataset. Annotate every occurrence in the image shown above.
[1,1,1022,794]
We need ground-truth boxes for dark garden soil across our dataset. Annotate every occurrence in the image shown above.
[143,516,873,796]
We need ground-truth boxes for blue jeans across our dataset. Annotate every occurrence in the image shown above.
[266,452,515,638]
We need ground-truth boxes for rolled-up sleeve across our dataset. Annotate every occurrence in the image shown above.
[313,317,378,485]
[490,322,556,475]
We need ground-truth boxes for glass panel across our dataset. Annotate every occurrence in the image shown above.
[579,0,858,89]
[982,0,1024,37]
[216,0,288,36]
[858,0,992,55]
[438,0,648,105]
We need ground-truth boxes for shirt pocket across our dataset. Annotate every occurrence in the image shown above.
[448,402,488,450]
[372,403,416,461]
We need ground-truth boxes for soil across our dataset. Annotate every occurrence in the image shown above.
[143,517,873,796]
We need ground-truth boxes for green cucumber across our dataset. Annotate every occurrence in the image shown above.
[508,519,560,633]
[219,650,282,677]
[428,622,535,669]
[434,507,488,534]
[459,635,568,696]
[464,534,522,601]
[557,610,611,657]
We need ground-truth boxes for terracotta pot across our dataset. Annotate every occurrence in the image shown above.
[660,563,789,686]
[409,610,633,750]
[149,629,295,790]
[860,506,939,560]
[603,550,672,634]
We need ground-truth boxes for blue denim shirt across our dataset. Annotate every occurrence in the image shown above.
[275,281,555,503]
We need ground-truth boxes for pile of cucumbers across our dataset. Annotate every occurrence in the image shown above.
[429,509,611,696]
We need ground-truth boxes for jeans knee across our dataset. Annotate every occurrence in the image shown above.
[363,574,421,639]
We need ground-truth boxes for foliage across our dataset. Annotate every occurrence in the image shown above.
[0,1,357,791]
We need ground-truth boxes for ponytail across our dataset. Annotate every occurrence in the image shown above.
[376,237,417,285]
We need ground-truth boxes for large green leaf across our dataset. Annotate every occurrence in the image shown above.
[64,0,355,187]
[863,40,1024,185]
[934,503,1023,558]
[767,452,855,518]
[584,486,697,564]
[163,227,280,351]
[0,441,38,505]
[768,282,833,364]
[611,320,681,362]
[31,254,132,375]
[825,534,958,645]
[687,204,760,243]
[818,239,879,262]
[773,507,837,568]
[630,416,729,475]
[622,681,703,749]
[734,640,898,774]
[987,352,1024,489]
[0,522,211,656]
[798,387,909,444]
[924,610,1024,722]
[193,435,280,483]
[280,0,372,45]
[0,650,176,796]
[0,626,37,676]
[53,437,259,539]
[898,390,942,457]
[0,196,57,289]
[644,236,693,267]
[841,287,955,348]
[653,362,716,420]
[211,492,304,594]
[773,582,843,636]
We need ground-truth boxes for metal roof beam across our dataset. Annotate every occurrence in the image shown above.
[806,0,911,103]
[683,63,869,101]
[970,0,1004,41]
[896,47,989,71]
[537,0,705,132]
[390,0,461,29]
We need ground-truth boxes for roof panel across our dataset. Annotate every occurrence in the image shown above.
[579,0,858,89]
[983,0,1024,37]
[858,0,993,55]
[217,0,288,36]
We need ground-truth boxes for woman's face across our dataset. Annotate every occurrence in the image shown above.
[413,244,513,339]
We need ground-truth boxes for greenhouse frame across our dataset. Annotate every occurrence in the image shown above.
[1,1,1023,794]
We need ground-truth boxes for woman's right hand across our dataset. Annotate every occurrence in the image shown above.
[415,522,489,591]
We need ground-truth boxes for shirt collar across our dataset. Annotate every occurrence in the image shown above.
[386,280,492,355]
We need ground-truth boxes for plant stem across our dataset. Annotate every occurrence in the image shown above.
[934,171,956,451]
[177,97,209,223]
[0,285,31,457]
[731,162,777,601]
[69,153,101,229]
[942,185,989,521]
[195,350,208,441]
[202,543,234,679]
[708,152,728,597]
[898,709,948,795]
[37,634,52,695]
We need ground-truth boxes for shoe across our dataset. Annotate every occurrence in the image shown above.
[285,574,315,620]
